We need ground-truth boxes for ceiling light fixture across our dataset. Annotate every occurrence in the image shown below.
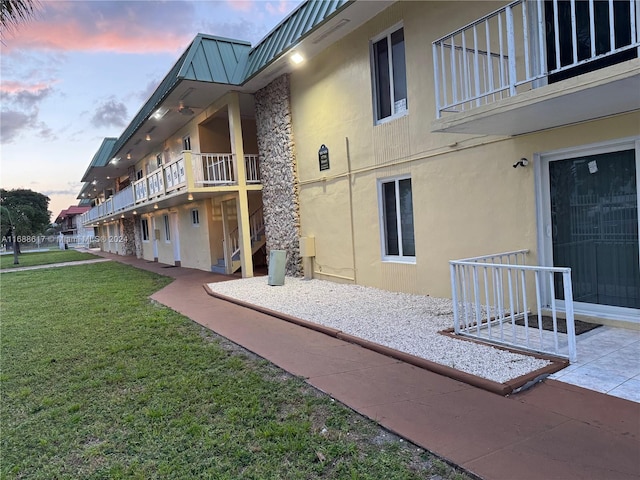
[153,204,158,209]
[291,51,304,64]
[178,101,194,116]
[145,134,151,141]
[187,194,194,201]
[127,153,131,160]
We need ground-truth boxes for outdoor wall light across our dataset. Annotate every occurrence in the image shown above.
[153,204,159,209]
[146,134,151,141]
[291,51,304,64]
[513,158,529,168]
[187,194,194,201]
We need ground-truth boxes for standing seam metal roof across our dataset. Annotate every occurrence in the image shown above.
[243,0,351,79]
[109,0,353,158]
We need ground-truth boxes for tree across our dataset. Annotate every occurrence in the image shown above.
[0,188,51,235]
[0,0,40,39]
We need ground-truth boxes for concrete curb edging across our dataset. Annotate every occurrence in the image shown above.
[203,284,568,396]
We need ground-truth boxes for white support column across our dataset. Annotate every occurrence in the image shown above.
[228,92,253,278]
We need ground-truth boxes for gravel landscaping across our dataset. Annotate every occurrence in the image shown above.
[207,276,551,384]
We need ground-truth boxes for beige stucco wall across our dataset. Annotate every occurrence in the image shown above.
[290,0,640,297]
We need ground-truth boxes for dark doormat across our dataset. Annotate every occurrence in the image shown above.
[515,315,601,335]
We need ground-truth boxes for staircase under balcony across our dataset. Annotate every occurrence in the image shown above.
[212,207,266,274]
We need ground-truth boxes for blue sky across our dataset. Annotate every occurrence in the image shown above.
[0,0,301,220]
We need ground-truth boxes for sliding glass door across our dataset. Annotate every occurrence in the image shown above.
[542,139,640,318]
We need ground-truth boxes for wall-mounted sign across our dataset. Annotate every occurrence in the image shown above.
[318,144,330,171]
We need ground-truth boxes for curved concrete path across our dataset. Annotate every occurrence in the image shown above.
[92,252,640,480]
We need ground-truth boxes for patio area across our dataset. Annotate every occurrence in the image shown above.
[550,324,640,402]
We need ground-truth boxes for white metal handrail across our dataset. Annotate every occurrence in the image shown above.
[192,153,261,186]
[450,250,576,362]
[228,206,265,262]
[433,0,640,117]
[245,154,261,184]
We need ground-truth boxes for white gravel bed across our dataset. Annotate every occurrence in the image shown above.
[207,276,551,383]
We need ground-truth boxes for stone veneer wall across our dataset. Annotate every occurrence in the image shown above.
[121,218,137,256]
[254,74,302,276]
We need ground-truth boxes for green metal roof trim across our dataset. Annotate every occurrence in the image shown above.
[109,2,353,157]
[81,137,117,181]
[244,0,351,79]
[111,34,251,156]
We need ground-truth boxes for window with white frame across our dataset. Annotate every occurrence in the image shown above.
[182,135,191,151]
[378,176,415,261]
[163,214,170,242]
[371,25,407,123]
[191,209,200,226]
[141,218,149,241]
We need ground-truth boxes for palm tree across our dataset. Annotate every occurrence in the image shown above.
[1,0,40,38]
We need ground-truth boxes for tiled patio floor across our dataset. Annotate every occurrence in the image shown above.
[550,325,640,402]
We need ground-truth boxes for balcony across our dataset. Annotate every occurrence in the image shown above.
[81,152,261,226]
[432,0,640,135]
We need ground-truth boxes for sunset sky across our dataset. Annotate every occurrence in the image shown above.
[0,0,301,221]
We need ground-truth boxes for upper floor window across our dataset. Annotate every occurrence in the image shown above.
[182,135,191,151]
[378,176,415,262]
[371,25,408,123]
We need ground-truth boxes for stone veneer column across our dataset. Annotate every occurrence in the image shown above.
[121,218,136,256]
[255,74,302,276]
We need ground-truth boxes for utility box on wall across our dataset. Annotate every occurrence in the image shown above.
[268,250,287,286]
[299,236,316,257]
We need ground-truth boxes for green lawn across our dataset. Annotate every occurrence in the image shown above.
[0,262,471,479]
[0,249,98,269]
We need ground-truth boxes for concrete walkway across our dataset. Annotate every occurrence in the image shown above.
[68,253,640,479]
[0,258,111,273]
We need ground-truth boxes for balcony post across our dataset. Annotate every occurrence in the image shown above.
[506,4,517,96]
[228,92,254,278]
[183,151,195,190]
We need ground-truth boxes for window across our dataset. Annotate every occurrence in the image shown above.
[371,25,407,123]
[163,214,170,242]
[379,176,415,261]
[136,169,143,180]
[191,209,200,226]
[141,218,149,241]
[182,135,191,151]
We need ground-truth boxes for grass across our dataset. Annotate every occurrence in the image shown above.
[0,249,98,269]
[0,262,473,480]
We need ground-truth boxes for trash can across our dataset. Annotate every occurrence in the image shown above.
[268,250,287,286]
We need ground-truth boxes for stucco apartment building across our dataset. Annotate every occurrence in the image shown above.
[80,0,639,328]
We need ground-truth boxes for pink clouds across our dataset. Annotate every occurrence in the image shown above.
[0,81,53,95]
[2,1,196,54]
[266,0,294,15]
[227,0,255,12]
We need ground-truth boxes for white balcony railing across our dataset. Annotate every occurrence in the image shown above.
[450,250,576,362]
[245,154,261,184]
[433,0,640,117]
[82,151,259,226]
[192,152,261,186]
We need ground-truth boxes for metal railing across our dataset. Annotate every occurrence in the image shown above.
[245,154,261,184]
[192,152,261,186]
[450,250,576,362]
[433,0,640,117]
